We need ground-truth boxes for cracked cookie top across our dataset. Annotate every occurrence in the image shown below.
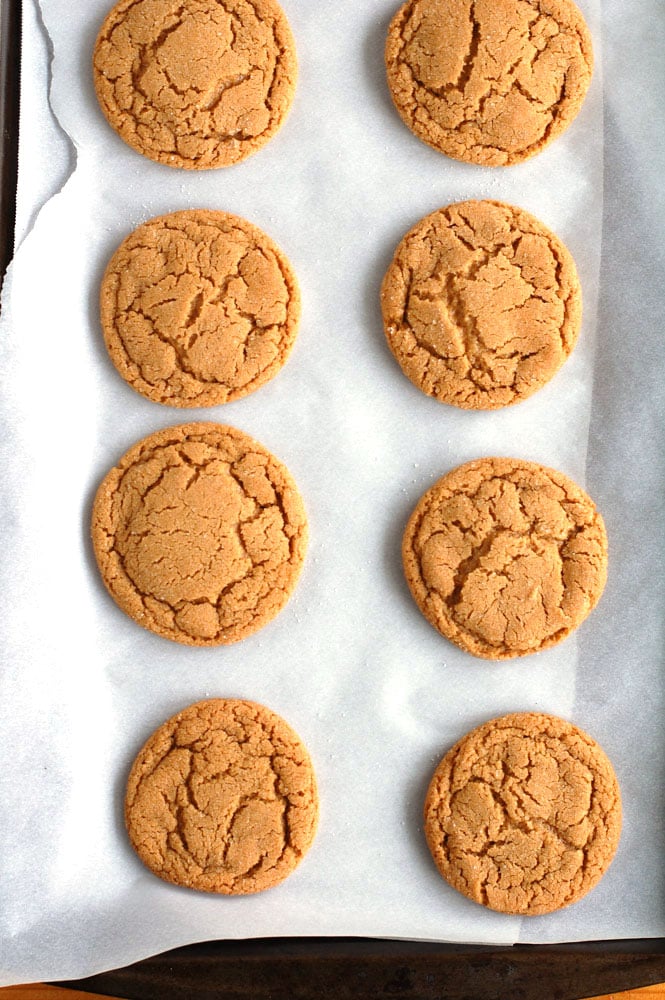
[125,699,319,893]
[402,458,607,659]
[100,210,301,407]
[381,200,582,410]
[386,0,593,166]
[93,0,297,169]
[424,713,621,915]
[91,423,308,646]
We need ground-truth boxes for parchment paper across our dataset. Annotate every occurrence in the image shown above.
[1,0,664,985]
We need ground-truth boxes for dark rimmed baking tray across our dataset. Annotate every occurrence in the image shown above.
[2,0,664,996]
[0,0,20,277]
[57,939,665,1000]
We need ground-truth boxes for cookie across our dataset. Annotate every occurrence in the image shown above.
[93,0,297,169]
[381,200,582,410]
[125,699,319,894]
[91,423,307,646]
[424,713,622,915]
[100,210,301,408]
[403,457,607,658]
[385,0,593,166]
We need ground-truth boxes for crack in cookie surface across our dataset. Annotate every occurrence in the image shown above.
[125,699,319,893]
[92,422,308,645]
[381,200,581,410]
[385,0,593,166]
[424,713,621,914]
[101,210,300,407]
[93,0,297,169]
[402,457,607,659]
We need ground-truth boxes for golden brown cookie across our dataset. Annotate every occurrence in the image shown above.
[125,699,319,894]
[93,0,297,169]
[403,458,607,658]
[100,210,301,408]
[91,423,308,646]
[424,713,622,915]
[381,200,582,410]
[386,0,593,166]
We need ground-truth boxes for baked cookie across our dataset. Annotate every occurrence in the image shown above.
[100,210,301,407]
[386,0,593,166]
[93,0,297,169]
[381,200,582,410]
[403,457,607,658]
[126,699,319,893]
[91,423,307,645]
[424,713,622,915]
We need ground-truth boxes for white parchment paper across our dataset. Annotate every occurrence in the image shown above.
[1,0,664,985]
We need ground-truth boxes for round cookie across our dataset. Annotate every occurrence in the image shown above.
[385,0,593,166]
[381,200,582,410]
[91,423,308,646]
[424,713,622,915]
[100,210,301,408]
[402,457,607,659]
[93,0,297,169]
[125,699,319,894]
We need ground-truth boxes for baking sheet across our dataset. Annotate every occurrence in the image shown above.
[1,0,664,985]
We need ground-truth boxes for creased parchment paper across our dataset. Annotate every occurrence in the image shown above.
[1,0,664,985]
